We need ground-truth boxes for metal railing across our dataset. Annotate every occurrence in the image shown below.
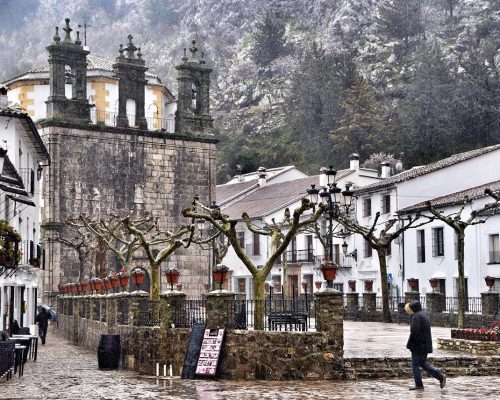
[171,299,207,328]
[137,300,162,326]
[224,299,316,331]
[91,109,175,133]
[444,297,482,314]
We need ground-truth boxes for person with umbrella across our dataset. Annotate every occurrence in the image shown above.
[35,306,51,345]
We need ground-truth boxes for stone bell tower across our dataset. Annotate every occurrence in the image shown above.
[46,18,91,122]
[113,35,148,130]
[175,40,213,135]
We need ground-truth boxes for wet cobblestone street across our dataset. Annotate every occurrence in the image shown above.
[1,326,499,400]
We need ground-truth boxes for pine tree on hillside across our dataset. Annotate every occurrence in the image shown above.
[434,0,460,19]
[251,11,287,67]
[377,0,425,54]
[331,76,387,161]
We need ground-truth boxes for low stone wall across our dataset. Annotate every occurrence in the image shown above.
[438,338,500,356]
[345,356,500,379]
[57,315,343,380]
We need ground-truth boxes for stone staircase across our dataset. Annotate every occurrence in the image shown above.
[343,356,500,380]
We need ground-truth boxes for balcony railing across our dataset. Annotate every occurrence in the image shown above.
[90,109,175,133]
[19,168,35,195]
[276,249,315,264]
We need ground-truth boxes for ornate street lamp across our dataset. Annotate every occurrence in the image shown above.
[342,241,357,261]
[306,168,354,269]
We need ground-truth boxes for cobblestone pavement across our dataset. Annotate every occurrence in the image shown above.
[1,325,498,400]
[344,321,454,358]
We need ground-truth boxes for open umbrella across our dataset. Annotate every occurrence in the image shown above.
[40,304,57,322]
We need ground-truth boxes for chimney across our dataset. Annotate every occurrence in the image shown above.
[258,167,267,187]
[349,153,360,171]
[0,86,8,108]
[381,162,391,178]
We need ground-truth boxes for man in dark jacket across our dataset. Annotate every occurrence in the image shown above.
[35,307,50,345]
[406,300,446,390]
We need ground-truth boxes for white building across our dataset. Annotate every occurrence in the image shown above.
[2,54,176,132]
[398,180,500,299]
[352,144,500,299]
[0,90,50,334]
[217,155,381,298]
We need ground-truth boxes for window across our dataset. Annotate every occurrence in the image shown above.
[306,235,314,262]
[489,234,500,263]
[381,194,391,214]
[363,240,372,258]
[333,283,344,292]
[333,244,340,265]
[253,232,260,256]
[432,227,444,257]
[237,231,245,249]
[362,198,371,217]
[417,230,425,263]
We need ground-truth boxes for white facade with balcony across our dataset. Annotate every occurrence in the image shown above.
[0,98,50,334]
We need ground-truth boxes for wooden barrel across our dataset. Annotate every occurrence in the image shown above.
[97,335,120,369]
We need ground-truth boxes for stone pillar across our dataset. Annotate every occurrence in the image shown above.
[129,291,149,327]
[72,296,81,343]
[160,291,186,330]
[205,290,235,329]
[405,291,420,304]
[115,292,131,325]
[106,295,116,327]
[346,292,359,311]
[426,292,445,313]
[314,288,343,334]
[481,291,499,316]
[362,292,376,313]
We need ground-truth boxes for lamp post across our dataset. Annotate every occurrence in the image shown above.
[197,202,220,291]
[306,167,353,286]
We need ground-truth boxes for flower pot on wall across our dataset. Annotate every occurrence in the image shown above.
[485,276,495,291]
[212,266,229,290]
[429,278,439,292]
[348,280,356,292]
[364,280,373,292]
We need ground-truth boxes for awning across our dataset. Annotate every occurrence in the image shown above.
[7,194,35,207]
[0,183,28,196]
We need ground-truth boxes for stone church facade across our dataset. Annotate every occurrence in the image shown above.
[39,19,217,302]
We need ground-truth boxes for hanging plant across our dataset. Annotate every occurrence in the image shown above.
[0,219,22,265]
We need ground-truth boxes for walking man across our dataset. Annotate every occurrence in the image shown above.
[405,300,446,391]
[35,306,50,345]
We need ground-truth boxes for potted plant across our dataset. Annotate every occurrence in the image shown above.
[364,280,373,292]
[320,258,338,285]
[165,268,180,291]
[109,274,120,292]
[485,276,495,291]
[407,278,418,291]
[0,220,22,267]
[131,268,145,291]
[212,264,229,290]
[93,278,102,293]
[117,270,129,291]
[315,281,322,290]
[348,280,356,292]
[102,278,111,292]
[429,278,439,292]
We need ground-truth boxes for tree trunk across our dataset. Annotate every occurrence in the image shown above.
[253,272,266,330]
[282,250,288,299]
[377,248,392,323]
[151,264,160,301]
[457,231,466,328]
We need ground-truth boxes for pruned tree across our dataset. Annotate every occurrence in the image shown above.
[425,188,500,328]
[182,197,324,329]
[54,224,96,281]
[337,212,431,322]
[68,212,194,300]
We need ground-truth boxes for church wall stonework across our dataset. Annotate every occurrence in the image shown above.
[40,121,217,298]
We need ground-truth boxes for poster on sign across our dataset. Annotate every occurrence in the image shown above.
[195,328,225,377]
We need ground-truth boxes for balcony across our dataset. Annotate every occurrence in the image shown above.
[20,240,41,267]
[19,168,35,195]
[90,109,175,133]
[276,249,315,264]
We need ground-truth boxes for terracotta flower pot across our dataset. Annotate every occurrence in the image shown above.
[485,276,495,291]
[110,276,120,290]
[364,280,373,292]
[348,280,356,292]
[103,278,111,291]
[315,281,322,289]
[320,264,338,282]
[429,278,439,289]
[118,273,129,290]
[131,268,145,288]
[407,278,418,291]
[212,269,228,289]
[165,269,180,286]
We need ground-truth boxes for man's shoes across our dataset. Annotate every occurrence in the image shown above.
[409,387,424,391]
[440,374,446,389]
